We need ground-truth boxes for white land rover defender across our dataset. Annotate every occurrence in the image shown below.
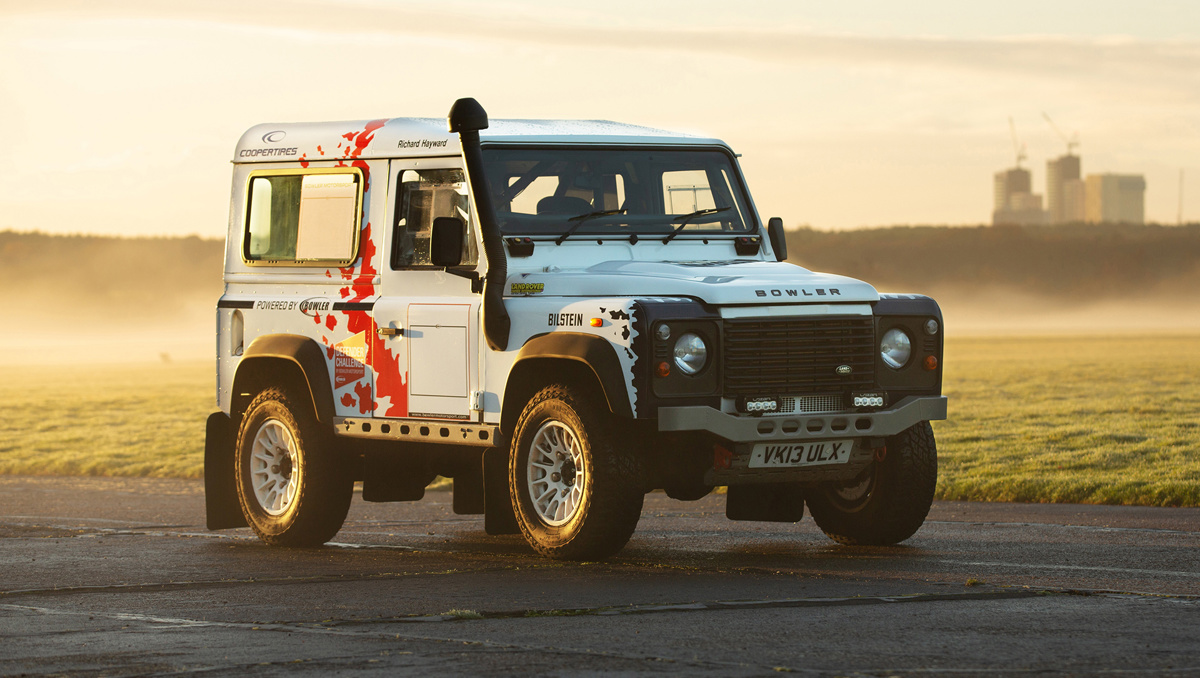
[205,98,947,560]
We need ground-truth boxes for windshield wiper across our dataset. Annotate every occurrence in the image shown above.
[555,208,627,245]
[662,207,731,243]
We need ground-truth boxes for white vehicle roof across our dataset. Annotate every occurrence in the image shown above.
[234,117,727,163]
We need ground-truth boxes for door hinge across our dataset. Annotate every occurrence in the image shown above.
[470,390,484,412]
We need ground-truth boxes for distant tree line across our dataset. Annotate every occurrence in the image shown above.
[2,224,1198,317]
[786,223,1200,299]
[0,231,224,321]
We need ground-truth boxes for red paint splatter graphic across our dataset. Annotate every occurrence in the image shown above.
[343,119,387,159]
[299,154,309,169]
[372,339,408,418]
[352,159,371,193]
[338,221,378,300]
[317,145,324,156]
[317,158,384,417]
[353,380,374,415]
[312,312,322,325]
[349,228,377,301]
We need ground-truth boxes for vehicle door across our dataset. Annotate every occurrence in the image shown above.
[372,160,481,421]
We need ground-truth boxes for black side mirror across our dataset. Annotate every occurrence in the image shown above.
[767,217,788,262]
[430,216,464,267]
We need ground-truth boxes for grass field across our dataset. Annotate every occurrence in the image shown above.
[936,334,1199,506]
[1,335,1197,506]
[0,362,212,478]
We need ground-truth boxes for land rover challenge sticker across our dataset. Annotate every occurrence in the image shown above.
[332,331,368,388]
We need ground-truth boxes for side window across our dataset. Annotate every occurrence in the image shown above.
[244,170,361,264]
[662,169,716,213]
[391,169,478,268]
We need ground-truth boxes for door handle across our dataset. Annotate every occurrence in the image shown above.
[377,326,403,337]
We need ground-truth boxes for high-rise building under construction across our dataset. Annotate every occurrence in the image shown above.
[1046,154,1084,223]
[992,167,1044,225]
[992,116,1146,225]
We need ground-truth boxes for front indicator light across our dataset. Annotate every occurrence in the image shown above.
[590,317,603,327]
[923,355,939,371]
[656,361,671,377]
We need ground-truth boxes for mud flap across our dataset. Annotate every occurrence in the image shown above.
[452,468,485,515]
[205,412,248,530]
[725,483,806,523]
[483,447,519,535]
[362,454,430,503]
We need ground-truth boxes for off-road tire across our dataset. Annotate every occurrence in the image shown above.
[806,421,937,546]
[509,384,644,560]
[234,388,353,546]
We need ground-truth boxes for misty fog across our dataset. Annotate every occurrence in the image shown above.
[2,228,1197,365]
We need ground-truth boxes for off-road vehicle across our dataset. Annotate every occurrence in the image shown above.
[205,98,947,559]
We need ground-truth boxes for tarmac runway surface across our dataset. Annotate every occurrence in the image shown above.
[2,476,1199,676]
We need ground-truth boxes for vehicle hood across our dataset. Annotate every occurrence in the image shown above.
[505,260,878,305]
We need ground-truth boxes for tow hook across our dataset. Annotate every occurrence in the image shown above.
[713,444,733,470]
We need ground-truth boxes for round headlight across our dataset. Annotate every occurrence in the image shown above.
[673,332,708,375]
[880,328,912,369]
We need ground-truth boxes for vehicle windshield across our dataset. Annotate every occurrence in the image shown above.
[481,147,756,238]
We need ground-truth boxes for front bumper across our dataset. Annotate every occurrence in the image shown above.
[657,395,947,444]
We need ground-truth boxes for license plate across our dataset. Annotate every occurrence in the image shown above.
[749,440,853,468]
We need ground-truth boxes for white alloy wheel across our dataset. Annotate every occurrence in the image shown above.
[249,419,300,516]
[234,389,354,546]
[508,384,645,559]
[526,420,587,526]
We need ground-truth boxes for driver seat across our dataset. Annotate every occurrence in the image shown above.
[536,195,592,216]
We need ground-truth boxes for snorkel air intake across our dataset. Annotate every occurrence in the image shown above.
[448,97,510,351]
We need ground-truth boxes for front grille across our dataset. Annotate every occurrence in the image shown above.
[769,395,843,414]
[723,316,875,397]
[793,395,843,413]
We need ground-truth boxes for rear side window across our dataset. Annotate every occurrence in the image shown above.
[244,169,362,265]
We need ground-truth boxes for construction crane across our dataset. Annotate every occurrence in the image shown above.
[1008,116,1026,168]
[1042,112,1080,156]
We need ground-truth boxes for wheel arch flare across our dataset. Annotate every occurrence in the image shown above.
[502,296,641,425]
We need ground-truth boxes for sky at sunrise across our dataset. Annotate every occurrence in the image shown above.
[3,0,1200,236]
